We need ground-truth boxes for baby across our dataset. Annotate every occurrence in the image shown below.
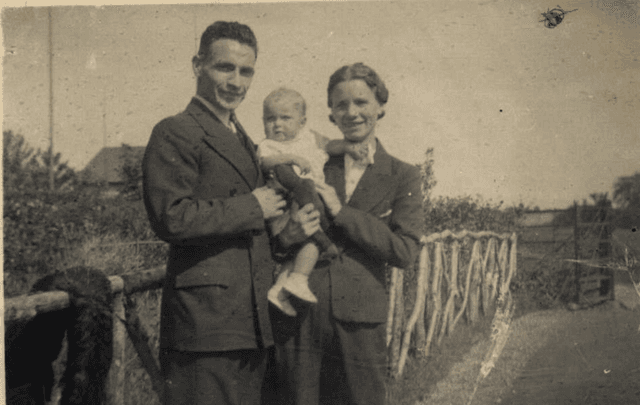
[258,88,366,316]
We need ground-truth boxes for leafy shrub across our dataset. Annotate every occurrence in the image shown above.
[119,144,144,200]
[425,195,524,234]
[3,187,165,297]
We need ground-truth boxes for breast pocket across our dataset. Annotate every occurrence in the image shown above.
[370,198,394,225]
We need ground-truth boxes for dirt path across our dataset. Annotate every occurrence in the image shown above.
[420,284,640,405]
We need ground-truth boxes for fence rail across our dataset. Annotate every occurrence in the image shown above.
[5,232,519,403]
[5,266,166,323]
[5,267,167,405]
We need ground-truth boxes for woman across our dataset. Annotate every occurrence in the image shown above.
[272,63,423,405]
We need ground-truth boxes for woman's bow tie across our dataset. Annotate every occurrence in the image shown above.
[351,143,372,166]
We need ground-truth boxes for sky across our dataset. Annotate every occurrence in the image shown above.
[2,0,639,209]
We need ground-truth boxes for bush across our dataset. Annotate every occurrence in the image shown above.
[3,187,165,297]
[119,144,144,200]
[424,195,524,234]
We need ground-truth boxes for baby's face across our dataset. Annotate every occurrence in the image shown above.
[263,99,306,142]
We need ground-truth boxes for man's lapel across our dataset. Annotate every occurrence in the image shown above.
[346,141,395,212]
[187,99,260,189]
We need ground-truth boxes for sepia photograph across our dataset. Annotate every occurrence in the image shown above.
[3,1,639,404]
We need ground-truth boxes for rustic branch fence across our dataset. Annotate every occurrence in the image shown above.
[387,230,518,378]
[5,231,518,403]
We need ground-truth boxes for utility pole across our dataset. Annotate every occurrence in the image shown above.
[48,7,55,191]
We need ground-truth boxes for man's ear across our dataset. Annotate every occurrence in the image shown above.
[192,55,201,77]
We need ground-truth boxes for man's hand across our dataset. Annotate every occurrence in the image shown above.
[279,202,320,248]
[315,182,342,218]
[252,186,286,220]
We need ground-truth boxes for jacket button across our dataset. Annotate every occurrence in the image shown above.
[230,188,238,197]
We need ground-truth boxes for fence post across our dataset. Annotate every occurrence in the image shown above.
[390,268,404,375]
[573,201,581,304]
[106,276,125,405]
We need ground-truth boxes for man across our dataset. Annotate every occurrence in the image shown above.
[142,21,319,405]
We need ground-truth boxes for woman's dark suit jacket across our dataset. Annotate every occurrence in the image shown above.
[142,98,275,352]
[323,141,423,322]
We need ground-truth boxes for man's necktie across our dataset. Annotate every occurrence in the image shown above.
[229,112,249,150]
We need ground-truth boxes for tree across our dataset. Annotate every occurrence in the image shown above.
[419,148,437,202]
[31,146,77,190]
[3,130,76,192]
[3,130,38,191]
[613,172,640,209]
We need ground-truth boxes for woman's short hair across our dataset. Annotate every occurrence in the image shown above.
[327,63,389,109]
[198,21,258,59]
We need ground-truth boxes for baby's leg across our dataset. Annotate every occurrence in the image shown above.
[274,165,338,255]
[283,242,319,303]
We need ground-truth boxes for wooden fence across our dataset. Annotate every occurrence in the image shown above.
[5,266,167,405]
[387,230,518,378]
[5,231,518,403]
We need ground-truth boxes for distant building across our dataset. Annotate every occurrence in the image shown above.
[81,145,145,185]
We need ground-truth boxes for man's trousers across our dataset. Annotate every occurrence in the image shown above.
[160,347,272,405]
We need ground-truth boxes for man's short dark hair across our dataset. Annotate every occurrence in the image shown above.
[198,21,258,60]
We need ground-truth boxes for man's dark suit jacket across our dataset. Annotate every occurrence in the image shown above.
[322,141,423,322]
[142,98,275,352]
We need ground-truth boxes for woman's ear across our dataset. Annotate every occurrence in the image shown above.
[329,115,336,124]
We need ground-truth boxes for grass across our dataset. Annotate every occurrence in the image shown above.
[388,315,494,405]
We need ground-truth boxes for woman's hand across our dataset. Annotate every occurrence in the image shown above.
[316,182,342,218]
[278,202,320,248]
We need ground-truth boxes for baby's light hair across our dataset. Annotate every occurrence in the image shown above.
[263,87,307,117]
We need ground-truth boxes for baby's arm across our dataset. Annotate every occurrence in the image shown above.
[261,154,312,175]
[325,139,368,160]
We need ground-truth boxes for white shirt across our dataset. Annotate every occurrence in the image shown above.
[344,139,376,203]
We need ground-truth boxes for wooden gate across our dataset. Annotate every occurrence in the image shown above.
[573,201,614,305]
[518,202,614,306]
